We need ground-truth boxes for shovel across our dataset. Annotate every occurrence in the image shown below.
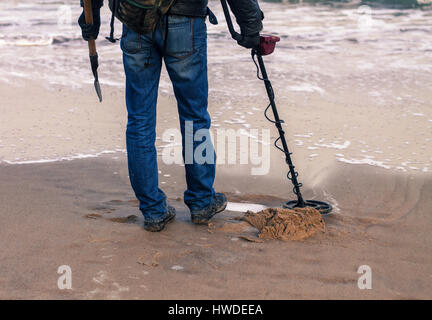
[83,0,102,102]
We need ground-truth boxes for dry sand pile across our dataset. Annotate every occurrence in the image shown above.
[242,207,326,241]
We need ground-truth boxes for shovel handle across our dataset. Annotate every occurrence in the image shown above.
[88,39,97,57]
[83,0,97,56]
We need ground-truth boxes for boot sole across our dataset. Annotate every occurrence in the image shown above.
[191,202,227,225]
[144,213,176,232]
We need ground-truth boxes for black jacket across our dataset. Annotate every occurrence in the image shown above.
[169,0,208,17]
[169,0,263,36]
[226,0,263,36]
[83,0,263,36]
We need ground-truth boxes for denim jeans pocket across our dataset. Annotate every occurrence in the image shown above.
[120,25,142,54]
[166,15,194,59]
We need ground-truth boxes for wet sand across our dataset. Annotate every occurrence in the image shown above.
[0,153,431,299]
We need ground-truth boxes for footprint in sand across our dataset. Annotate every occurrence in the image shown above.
[87,271,130,299]
[105,199,139,207]
[109,215,138,224]
[90,206,115,214]
[84,213,102,219]
[86,200,142,225]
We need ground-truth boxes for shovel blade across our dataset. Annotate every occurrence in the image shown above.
[89,53,102,102]
[94,78,102,102]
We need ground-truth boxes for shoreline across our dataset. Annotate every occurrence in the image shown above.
[1,80,430,176]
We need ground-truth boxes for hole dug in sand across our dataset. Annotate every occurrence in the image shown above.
[242,207,326,241]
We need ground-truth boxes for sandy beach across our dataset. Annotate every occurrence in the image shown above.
[0,1,431,299]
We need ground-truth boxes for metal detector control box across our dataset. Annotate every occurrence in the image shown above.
[259,35,280,56]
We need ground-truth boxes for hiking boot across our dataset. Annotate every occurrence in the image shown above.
[143,205,176,232]
[191,193,227,225]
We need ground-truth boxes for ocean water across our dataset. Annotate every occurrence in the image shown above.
[0,0,431,171]
[0,0,431,92]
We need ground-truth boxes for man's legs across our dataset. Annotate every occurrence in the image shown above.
[121,25,167,223]
[163,16,216,212]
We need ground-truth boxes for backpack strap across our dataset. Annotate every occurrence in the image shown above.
[106,0,120,43]
[207,7,218,25]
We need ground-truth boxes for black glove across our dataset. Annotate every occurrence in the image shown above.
[78,2,102,41]
[237,33,260,50]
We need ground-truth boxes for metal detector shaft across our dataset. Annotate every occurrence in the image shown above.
[255,51,306,207]
[220,0,242,41]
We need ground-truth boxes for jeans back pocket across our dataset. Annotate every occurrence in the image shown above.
[166,15,194,59]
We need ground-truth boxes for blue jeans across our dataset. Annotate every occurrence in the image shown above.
[121,15,215,223]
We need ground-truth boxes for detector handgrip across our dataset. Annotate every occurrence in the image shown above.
[221,0,280,56]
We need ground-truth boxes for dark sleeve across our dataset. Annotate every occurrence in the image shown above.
[227,0,263,36]
[80,0,104,8]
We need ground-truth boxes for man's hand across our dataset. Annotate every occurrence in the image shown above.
[78,5,101,41]
[237,33,260,50]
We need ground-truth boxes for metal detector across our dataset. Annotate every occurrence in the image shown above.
[221,0,332,215]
